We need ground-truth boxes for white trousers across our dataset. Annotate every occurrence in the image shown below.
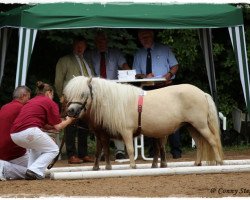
[0,151,28,180]
[11,127,59,177]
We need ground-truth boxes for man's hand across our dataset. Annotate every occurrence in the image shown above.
[135,74,146,79]
[60,95,65,104]
[146,73,154,78]
[164,72,172,81]
[136,73,155,79]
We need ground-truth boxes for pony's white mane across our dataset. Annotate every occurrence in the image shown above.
[64,76,143,135]
[91,78,142,135]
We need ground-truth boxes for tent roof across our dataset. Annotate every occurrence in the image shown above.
[0,3,243,30]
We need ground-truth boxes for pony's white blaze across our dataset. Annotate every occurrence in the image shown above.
[64,76,224,168]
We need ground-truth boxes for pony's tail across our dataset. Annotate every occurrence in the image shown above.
[201,94,224,164]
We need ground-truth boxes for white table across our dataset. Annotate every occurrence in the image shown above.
[113,78,166,83]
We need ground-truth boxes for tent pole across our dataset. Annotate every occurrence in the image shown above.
[199,28,218,107]
[15,28,37,87]
[228,25,250,115]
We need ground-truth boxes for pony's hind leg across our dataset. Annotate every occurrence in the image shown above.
[187,126,202,166]
[159,137,167,168]
[150,137,167,168]
[204,93,223,164]
[197,127,223,165]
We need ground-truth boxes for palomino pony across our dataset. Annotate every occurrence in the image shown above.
[62,91,163,170]
[64,76,224,169]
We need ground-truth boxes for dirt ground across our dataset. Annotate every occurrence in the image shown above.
[0,148,250,198]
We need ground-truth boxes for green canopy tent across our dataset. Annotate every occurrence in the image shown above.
[0,3,249,114]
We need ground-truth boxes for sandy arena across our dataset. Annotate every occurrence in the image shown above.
[0,148,250,198]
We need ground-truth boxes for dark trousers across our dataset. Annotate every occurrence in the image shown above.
[169,130,182,156]
[65,120,88,158]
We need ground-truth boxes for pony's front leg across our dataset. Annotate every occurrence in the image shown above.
[151,137,167,168]
[188,126,202,166]
[93,132,102,171]
[122,131,136,169]
[100,132,112,170]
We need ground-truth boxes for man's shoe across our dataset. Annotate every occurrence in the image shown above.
[68,156,83,164]
[0,160,6,181]
[25,169,43,180]
[115,152,126,160]
[172,154,182,159]
[148,151,154,158]
[81,156,94,163]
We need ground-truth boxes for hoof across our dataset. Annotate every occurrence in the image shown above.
[93,166,100,171]
[195,162,202,166]
[130,165,136,169]
[160,163,167,168]
[105,165,112,170]
[151,164,158,168]
[216,161,223,165]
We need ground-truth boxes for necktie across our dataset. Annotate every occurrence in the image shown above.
[78,55,88,76]
[146,48,152,75]
[100,52,106,78]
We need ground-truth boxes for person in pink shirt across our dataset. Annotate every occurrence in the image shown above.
[0,86,31,180]
[8,81,74,180]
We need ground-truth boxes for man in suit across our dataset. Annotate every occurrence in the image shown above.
[87,30,130,159]
[55,36,95,164]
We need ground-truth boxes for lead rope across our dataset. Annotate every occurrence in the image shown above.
[47,131,65,169]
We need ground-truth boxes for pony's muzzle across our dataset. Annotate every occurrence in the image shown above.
[67,107,81,118]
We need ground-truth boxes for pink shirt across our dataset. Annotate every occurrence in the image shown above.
[0,100,26,160]
[11,95,62,133]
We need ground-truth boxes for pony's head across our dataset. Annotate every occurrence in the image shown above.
[63,76,93,118]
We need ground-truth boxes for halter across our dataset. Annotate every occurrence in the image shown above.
[67,99,88,117]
